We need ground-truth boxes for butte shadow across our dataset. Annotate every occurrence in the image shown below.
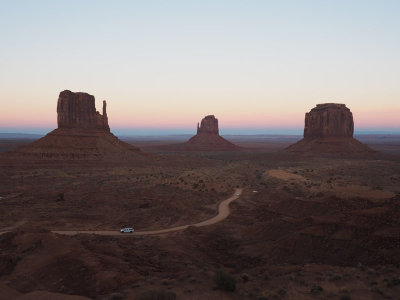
[157,115,242,152]
[0,90,146,165]
[286,103,377,157]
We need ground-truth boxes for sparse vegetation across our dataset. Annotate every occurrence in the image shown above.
[310,284,323,293]
[213,269,236,292]
[1,139,400,299]
[135,289,176,300]
[387,277,400,287]
[241,273,249,282]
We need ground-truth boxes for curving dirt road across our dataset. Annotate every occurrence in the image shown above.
[48,188,242,236]
[0,220,27,234]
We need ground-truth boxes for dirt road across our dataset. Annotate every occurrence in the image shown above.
[53,188,242,236]
[0,189,242,237]
[0,220,26,233]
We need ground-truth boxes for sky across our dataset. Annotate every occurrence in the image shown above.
[0,0,399,135]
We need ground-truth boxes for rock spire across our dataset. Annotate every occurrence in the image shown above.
[1,90,145,163]
[57,90,109,131]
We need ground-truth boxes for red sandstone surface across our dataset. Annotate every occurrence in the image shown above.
[57,90,110,132]
[0,91,144,164]
[304,103,354,138]
[287,103,376,156]
[0,156,399,299]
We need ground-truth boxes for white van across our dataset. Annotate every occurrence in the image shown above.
[120,227,134,233]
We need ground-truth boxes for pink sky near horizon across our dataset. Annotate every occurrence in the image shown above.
[1,103,398,132]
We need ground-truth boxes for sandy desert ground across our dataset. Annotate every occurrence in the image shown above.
[0,135,399,299]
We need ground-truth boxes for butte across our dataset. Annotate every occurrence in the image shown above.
[1,90,145,164]
[160,115,240,151]
[286,103,376,157]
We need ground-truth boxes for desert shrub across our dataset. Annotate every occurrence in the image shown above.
[241,273,249,282]
[329,273,342,281]
[371,286,384,295]
[0,255,19,276]
[310,284,323,293]
[387,277,400,287]
[135,289,176,300]
[259,291,280,299]
[109,292,124,300]
[278,286,287,296]
[213,269,236,292]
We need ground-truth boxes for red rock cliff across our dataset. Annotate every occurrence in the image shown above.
[304,103,354,138]
[197,115,219,135]
[57,90,109,131]
[286,103,376,157]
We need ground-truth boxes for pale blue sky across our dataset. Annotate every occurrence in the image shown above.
[1,0,399,134]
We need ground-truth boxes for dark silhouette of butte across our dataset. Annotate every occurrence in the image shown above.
[160,115,240,151]
[286,103,376,156]
[2,90,144,162]
[181,115,240,151]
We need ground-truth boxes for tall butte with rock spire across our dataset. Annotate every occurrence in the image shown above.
[286,103,376,156]
[1,90,145,163]
[57,90,110,131]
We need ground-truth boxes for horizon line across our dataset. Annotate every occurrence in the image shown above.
[1,127,400,136]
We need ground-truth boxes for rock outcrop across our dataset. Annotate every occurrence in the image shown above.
[184,115,240,151]
[286,103,376,157]
[196,115,219,135]
[304,103,354,138]
[157,115,241,152]
[1,91,145,164]
[57,90,110,131]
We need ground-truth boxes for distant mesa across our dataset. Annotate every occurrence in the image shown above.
[286,103,376,156]
[185,115,240,150]
[304,103,353,138]
[1,90,145,163]
[196,115,219,135]
[158,115,241,152]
